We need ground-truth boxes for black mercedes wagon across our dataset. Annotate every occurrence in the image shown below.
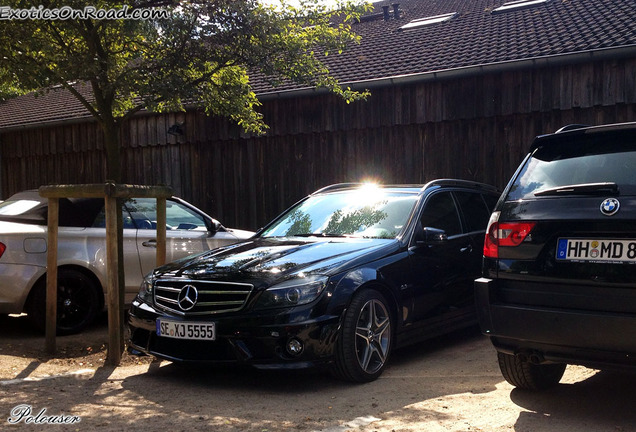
[476,122,636,390]
[129,180,499,382]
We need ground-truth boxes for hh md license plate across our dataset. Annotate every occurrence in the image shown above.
[156,319,216,340]
[557,238,636,264]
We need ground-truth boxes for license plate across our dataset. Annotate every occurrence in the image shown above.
[156,319,216,340]
[557,238,636,264]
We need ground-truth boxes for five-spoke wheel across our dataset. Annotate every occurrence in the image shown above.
[333,289,393,382]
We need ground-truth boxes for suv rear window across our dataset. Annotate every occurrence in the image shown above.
[508,134,636,200]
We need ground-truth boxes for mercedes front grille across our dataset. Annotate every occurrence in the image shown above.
[153,279,254,316]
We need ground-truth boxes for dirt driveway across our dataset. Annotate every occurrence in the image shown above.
[2,312,636,432]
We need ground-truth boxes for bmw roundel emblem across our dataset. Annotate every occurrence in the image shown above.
[177,285,198,311]
[600,198,620,216]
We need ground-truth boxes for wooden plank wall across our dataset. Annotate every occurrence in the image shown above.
[2,58,636,230]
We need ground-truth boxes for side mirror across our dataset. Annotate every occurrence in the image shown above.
[411,225,448,250]
[207,219,221,236]
[423,227,448,244]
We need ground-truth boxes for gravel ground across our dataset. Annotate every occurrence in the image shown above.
[2,312,636,432]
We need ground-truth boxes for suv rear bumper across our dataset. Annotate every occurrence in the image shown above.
[475,277,636,368]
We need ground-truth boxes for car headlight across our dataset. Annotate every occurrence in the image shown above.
[254,275,328,310]
[138,273,156,302]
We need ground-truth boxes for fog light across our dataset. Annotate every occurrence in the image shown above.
[286,338,303,356]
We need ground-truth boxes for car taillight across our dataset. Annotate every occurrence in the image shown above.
[483,212,536,258]
[0,242,5,259]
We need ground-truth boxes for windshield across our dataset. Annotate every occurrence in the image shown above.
[261,187,418,239]
[508,136,636,200]
[0,199,40,216]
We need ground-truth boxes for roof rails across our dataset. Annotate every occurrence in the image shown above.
[531,122,636,152]
[555,124,590,133]
[423,179,500,192]
[311,183,363,195]
[312,180,499,196]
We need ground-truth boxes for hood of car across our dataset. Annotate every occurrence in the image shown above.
[224,227,256,239]
[154,236,400,285]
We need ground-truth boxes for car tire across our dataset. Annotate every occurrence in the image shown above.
[332,289,393,383]
[26,269,101,335]
[497,352,566,390]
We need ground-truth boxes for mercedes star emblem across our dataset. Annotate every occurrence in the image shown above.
[177,285,198,311]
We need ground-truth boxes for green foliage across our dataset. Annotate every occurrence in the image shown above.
[0,68,28,101]
[323,206,388,236]
[283,209,313,236]
[0,0,371,134]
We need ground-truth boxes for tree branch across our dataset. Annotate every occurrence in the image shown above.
[61,81,102,121]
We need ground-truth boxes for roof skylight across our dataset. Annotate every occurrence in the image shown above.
[492,0,550,14]
[399,13,458,31]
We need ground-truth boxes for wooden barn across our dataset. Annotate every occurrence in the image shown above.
[1,0,635,230]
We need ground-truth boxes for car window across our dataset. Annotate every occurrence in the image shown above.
[125,198,208,231]
[92,205,137,229]
[508,136,636,200]
[482,193,498,213]
[261,187,418,239]
[0,195,104,227]
[454,192,491,233]
[0,199,40,215]
[420,192,461,236]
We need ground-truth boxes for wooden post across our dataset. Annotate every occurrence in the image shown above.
[45,198,59,354]
[104,194,122,366]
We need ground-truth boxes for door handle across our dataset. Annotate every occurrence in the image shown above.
[460,245,473,253]
[142,239,157,248]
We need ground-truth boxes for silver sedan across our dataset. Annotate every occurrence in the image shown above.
[0,191,254,334]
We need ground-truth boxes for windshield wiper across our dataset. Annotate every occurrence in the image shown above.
[293,233,349,238]
[534,182,619,197]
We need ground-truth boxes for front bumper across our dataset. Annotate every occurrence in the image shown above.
[475,277,636,369]
[127,298,342,369]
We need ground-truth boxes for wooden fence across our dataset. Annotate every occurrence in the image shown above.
[2,58,636,230]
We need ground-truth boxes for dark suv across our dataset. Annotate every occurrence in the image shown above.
[129,180,499,382]
[476,122,636,390]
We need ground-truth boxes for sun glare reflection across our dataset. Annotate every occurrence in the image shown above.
[352,182,384,206]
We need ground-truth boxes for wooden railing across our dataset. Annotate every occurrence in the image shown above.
[39,183,173,366]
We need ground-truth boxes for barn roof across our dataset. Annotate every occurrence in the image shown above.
[254,0,636,95]
[1,0,635,130]
[0,82,96,131]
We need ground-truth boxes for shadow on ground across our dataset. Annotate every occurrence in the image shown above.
[512,370,636,431]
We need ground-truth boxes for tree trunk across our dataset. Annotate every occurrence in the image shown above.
[98,117,126,364]
[101,118,122,183]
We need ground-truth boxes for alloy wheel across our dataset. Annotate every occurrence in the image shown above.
[354,298,391,374]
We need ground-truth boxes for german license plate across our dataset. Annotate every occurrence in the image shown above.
[557,238,636,264]
[156,319,216,340]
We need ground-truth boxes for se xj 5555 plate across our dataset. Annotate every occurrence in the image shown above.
[156,318,216,340]
[557,238,636,264]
